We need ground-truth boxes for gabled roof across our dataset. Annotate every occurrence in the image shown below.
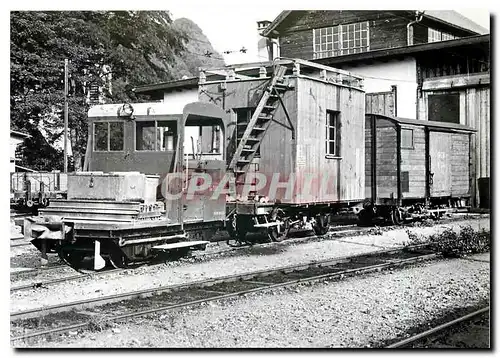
[262,10,488,37]
[425,10,489,35]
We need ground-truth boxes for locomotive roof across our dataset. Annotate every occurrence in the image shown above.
[88,102,182,118]
[366,113,476,132]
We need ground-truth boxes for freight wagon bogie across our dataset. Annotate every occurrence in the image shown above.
[225,201,359,245]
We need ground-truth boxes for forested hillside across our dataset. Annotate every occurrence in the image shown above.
[10,11,224,171]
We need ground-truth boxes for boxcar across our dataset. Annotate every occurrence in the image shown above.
[198,59,366,241]
[362,113,475,224]
[10,171,67,209]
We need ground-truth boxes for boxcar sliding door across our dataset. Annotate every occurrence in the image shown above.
[429,131,452,197]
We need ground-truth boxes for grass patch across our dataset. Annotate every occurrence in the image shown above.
[405,225,490,258]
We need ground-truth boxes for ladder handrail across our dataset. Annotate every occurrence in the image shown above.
[228,65,287,171]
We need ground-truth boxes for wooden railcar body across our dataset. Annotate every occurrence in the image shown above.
[198,59,366,209]
[365,113,475,209]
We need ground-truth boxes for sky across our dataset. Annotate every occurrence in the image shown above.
[164,2,491,65]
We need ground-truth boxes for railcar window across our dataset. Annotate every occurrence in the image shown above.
[109,122,124,151]
[136,120,177,151]
[136,121,156,151]
[326,111,341,156]
[156,121,176,151]
[401,129,414,149]
[94,122,124,151]
[94,122,109,151]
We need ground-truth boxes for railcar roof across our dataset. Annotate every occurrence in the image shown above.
[88,102,182,118]
[366,113,476,132]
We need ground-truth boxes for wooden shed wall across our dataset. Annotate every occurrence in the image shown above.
[400,126,426,198]
[294,77,365,203]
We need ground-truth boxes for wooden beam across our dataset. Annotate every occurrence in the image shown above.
[204,69,254,80]
[422,72,490,91]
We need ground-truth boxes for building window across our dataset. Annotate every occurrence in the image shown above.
[136,120,177,151]
[313,21,369,59]
[326,111,341,156]
[401,129,414,149]
[428,93,460,124]
[428,28,457,43]
[94,121,124,152]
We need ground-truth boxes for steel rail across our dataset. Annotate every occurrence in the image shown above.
[385,307,490,348]
[9,224,365,291]
[11,248,436,342]
[11,264,69,278]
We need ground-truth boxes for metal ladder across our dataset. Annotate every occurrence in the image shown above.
[228,65,289,189]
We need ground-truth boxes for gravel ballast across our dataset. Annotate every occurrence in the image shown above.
[10,217,489,313]
[14,253,490,348]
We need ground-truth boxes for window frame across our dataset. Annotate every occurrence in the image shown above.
[134,119,177,152]
[325,110,341,158]
[93,120,125,152]
[313,21,370,59]
[428,28,457,43]
[427,92,460,124]
[401,128,414,150]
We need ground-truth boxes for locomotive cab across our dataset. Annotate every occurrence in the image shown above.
[24,102,229,270]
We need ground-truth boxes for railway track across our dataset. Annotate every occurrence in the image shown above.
[9,224,363,290]
[11,244,437,343]
[9,214,488,293]
[386,307,490,348]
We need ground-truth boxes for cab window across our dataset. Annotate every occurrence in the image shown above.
[94,121,124,151]
[136,120,177,151]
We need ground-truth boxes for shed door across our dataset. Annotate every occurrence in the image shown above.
[429,132,452,197]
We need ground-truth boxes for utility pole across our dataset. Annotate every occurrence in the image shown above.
[64,59,69,173]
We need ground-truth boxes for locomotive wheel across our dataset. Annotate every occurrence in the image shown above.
[390,207,403,225]
[312,214,329,236]
[108,251,129,269]
[58,248,86,271]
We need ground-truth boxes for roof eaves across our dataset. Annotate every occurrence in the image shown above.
[261,10,293,37]
[423,11,488,35]
[133,77,199,94]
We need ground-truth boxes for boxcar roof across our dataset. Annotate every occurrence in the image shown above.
[366,113,476,132]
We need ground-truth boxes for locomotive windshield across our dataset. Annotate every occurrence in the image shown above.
[136,120,177,151]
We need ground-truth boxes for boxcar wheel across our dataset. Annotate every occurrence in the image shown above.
[391,207,403,226]
[312,214,329,236]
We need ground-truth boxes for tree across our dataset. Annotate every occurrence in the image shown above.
[11,11,187,171]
